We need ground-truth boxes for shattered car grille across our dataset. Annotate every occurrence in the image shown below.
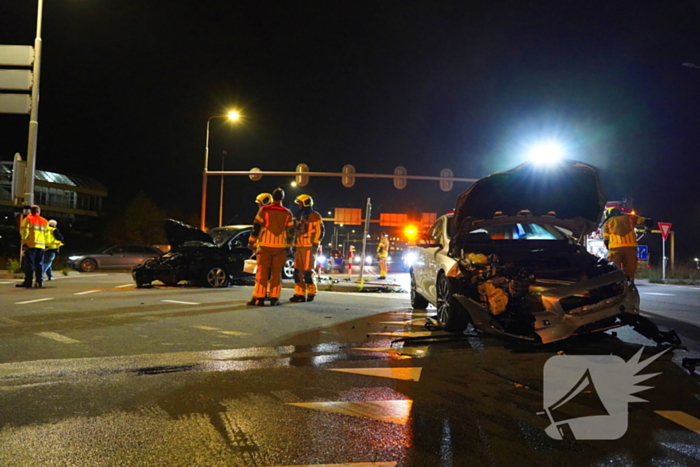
[558,281,624,313]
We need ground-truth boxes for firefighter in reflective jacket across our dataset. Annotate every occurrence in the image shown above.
[603,207,653,281]
[376,232,390,279]
[290,194,324,302]
[17,205,49,288]
[247,188,295,306]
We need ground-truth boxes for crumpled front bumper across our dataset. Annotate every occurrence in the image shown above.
[533,270,639,344]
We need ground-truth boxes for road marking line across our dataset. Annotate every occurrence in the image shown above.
[35,332,81,344]
[74,289,101,295]
[642,292,675,296]
[15,298,54,305]
[115,284,133,288]
[329,367,422,381]
[162,300,200,305]
[268,462,397,467]
[353,347,428,356]
[368,331,436,338]
[218,331,251,336]
[0,281,14,284]
[0,317,22,325]
[288,400,413,425]
[655,411,700,434]
[194,326,220,331]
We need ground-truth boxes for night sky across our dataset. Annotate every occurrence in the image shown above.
[2,1,700,260]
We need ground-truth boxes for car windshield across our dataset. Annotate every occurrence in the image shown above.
[469,223,567,240]
[206,227,246,247]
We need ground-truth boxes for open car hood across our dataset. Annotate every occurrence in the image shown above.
[163,219,214,247]
[452,160,607,239]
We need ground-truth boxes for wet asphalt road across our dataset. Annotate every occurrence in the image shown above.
[0,273,698,466]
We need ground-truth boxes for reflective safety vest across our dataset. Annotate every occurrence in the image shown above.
[20,214,49,249]
[294,209,324,247]
[46,226,64,250]
[376,237,390,258]
[249,202,295,248]
[603,214,646,249]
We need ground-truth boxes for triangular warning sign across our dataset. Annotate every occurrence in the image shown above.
[658,222,672,241]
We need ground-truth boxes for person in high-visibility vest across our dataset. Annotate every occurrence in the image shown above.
[43,219,65,281]
[602,207,653,281]
[376,232,390,279]
[247,188,295,306]
[290,194,324,302]
[17,205,49,288]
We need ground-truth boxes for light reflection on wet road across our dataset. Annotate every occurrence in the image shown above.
[0,275,698,466]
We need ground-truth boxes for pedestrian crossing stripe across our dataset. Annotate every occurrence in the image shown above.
[352,347,428,356]
[655,411,700,434]
[270,462,397,467]
[328,367,422,381]
[389,312,431,317]
[288,400,413,424]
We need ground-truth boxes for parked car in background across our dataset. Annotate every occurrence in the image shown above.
[66,245,162,272]
[410,160,679,346]
[132,219,294,288]
[317,248,346,273]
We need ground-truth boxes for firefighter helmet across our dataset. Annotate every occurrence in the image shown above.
[255,193,273,206]
[605,206,621,219]
[295,194,314,207]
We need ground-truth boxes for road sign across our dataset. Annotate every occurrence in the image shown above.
[0,94,31,114]
[637,245,649,261]
[11,153,26,203]
[658,222,672,241]
[439,168,453,192]
[0,45,34,66]
[0,69,33,90]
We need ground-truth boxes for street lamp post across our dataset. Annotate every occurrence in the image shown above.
[200,111,240,231]
[218,150,227,227]
[24,0,44,207]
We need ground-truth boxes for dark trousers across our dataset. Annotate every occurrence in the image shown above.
[22,248,45,285]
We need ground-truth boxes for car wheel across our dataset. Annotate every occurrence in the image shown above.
[436,273,469,332]
[410,271,429,309]
[203,266,228,288]
[79,258,97,272]
[282,258,295,280]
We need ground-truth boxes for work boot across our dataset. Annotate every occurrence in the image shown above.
[35,282,43,288]
[15,282,31,288]
[377,276,386,280]
[268,298,281,306]
[289,295,306,303]
[246,298,265,306]
[306,294,315,302]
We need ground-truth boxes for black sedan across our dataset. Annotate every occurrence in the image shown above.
[132,219,294,288]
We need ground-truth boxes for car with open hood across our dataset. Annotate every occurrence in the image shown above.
[132,219,294,288]
[411,160,679,345]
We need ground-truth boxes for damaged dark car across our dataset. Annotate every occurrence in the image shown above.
[412,160,680,346]
[132,219,294,288]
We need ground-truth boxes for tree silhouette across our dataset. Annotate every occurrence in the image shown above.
[106,192,167,245]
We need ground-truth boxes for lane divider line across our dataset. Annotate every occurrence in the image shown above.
[115,284,134,288]
[16,298,54,305]
[162,300,200,305]
[74,290,101,295]
[655,411,700,434]
[35,332,81,344]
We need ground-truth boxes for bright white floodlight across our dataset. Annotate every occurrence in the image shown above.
[528,143,564,165]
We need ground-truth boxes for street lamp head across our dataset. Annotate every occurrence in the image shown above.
[227,110,241,121]
[527,142,564,165]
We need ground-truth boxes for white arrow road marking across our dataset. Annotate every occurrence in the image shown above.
[16,298,54,305]
[35,332,81,344]
[162,300,200,305]
[74,289,102,295]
